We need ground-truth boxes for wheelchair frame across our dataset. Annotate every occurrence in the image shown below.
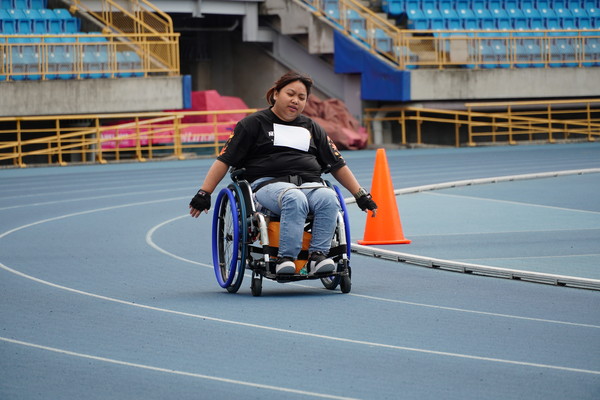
[211,172,352,296]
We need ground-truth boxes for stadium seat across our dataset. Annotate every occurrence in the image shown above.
[323,0,340,20]
[442,8,461,30]
[7,9,32,33]
[0,37,5,81]
[8,36,41,80]
[407,8,427,29]
[30,0,47,8]
[394,45,417,69]
[23,9,45,33]
[46,36,75,79]
[117,50,143,77]
[457,8,478,30]
[346,10,367,42]
[0,9,16,33]
[549,41,578,67]
[52,8,80,33]
[37,9,61,33]
[385,0,404,16]
[374,29,393,53]
[583,37,600,67]
[80,35,109,79]
[13,0,27,8]
[570,7,591,29]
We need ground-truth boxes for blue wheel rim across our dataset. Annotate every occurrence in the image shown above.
[212,188,239,288]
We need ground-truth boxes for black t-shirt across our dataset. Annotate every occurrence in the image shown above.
[217,108,346,183]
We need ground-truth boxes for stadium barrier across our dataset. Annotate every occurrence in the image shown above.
[301,0,600,69]
[364,98,600,147]
[0,109,256,167]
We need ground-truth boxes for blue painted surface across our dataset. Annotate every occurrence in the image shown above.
[1,143,599,399]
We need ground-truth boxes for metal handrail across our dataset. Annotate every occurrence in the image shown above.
[300,0,600,70]
[364,99,600,147]
[0,109,257,167]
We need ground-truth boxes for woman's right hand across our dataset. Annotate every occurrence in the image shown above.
[189,189,211,217]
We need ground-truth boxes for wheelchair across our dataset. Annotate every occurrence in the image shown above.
[211,169,352,296]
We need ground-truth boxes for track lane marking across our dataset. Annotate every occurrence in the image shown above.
[146,215,600,330]
[0,337,359,400]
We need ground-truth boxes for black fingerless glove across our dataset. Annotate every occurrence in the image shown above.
[189,189,211,211]
[355,188,377,212]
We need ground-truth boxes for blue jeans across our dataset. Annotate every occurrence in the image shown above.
[252,178,341,259]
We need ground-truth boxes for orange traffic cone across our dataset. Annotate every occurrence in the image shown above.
[357,148,411,245]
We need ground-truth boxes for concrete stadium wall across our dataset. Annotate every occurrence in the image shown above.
[0,76,184,117]
[410,68,600,101]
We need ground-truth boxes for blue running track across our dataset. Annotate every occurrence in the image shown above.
[1,143,599,399]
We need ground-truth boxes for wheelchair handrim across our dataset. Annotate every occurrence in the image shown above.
[212,188,239,288]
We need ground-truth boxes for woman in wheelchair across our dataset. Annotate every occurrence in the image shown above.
[189,71,377,276]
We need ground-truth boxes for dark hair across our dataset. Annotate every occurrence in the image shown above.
[265,71,313,106]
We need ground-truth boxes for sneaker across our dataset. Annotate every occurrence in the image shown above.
[308,251,335,276]
[276,257,296,275]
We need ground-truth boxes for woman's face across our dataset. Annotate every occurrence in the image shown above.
[271,80,308,122]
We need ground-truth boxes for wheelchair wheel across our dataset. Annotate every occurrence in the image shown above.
[321,270,341,290]
[250,272,262,297]
[212,186,247,293]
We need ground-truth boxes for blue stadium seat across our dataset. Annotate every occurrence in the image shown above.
[52,8,80,33]
[407,8,427,29]
[555,7,575,28]
[323,0,340,20]
[37,9,61,33]
[457,8,478,30]
[438,0,453,12]
[346,10,367,42]
[569,6,590,28]
[46,36,75,79]
[583,36,600,67]
[441,8,461,30]
[8,36,41,80]
[29,0,47,8]
[521,0,535,9]
[7,9,32,33]
[80,35,109,79]
[0,0,14,9]
[374,29,392,53]
[394,45,417,69]
[117,50,143,77]
[0,37,5,81]
[471,0,486,13]
[423,8,444,30]
[549,41,578,67]
[13,0,27,8]
[0,9,16,33]
[385,0,405,16]
[23,9,45,33]
[421,0,437,12]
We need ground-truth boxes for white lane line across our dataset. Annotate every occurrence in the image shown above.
[2,196,599,376]
[0,337,359,400]
[0,188,190,212]
[423,191,600,215]
[405,228,600,238]
[146,216,600,330]
[0,263,600,375]
[1,260,599,376]
[145,214,211,267]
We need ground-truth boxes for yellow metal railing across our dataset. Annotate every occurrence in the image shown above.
[0,33,178,80]
[364,99,600,147]
[0,109,257,168]
[301,0,600,69]
[66,0,179,73]
[0,0,179,81]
